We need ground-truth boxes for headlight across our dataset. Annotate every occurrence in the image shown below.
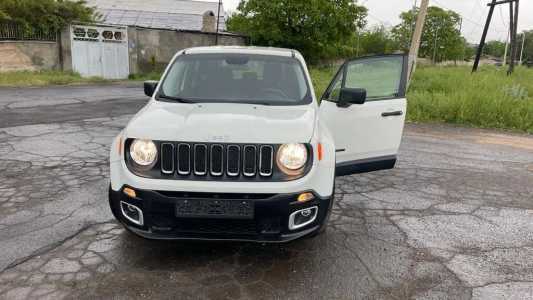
[129,139,158,168]
[276,143,308,175]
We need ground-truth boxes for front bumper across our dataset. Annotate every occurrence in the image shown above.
[109,186,333,243]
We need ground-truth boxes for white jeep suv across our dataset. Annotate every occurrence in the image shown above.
[109,46,407,242]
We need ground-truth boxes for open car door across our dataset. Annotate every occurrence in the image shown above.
[319,54,408,176]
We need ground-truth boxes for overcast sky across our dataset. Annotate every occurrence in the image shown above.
[203,0,532,43]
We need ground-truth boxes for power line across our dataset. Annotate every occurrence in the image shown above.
[431,0,508,36]
[367,13,392,27]
[498,5,508,28]
[431,0,484,28]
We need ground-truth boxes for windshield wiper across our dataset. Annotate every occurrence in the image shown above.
[157,94,196,103]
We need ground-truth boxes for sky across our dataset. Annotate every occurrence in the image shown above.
[203,0,532,43]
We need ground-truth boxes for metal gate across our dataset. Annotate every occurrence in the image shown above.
[70,25,129,79]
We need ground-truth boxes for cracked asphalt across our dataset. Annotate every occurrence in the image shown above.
[1,84,533,300]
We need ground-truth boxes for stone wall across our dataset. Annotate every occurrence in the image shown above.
[129,27,248,74]
[0,26,247,75]
[0,41,60,72]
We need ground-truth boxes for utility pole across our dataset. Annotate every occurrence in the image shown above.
[356,30,361,57]
[508,0,515,74]
[459,17,465,62]
[472,0,497,72]
[473,0,519,74]
[519,32,526,65]
[433,26,439,64]
[410,0,418,43]
[408,0,429,81]
[508,0,519,74]
[215,0,222,45]
[503,31,509,66]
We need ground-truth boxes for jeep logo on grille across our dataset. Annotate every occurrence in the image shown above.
[209,135,230,142]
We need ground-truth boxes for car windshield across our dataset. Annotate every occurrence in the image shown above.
[158,53,311,105]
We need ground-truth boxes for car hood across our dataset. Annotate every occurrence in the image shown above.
[125,101,316,144]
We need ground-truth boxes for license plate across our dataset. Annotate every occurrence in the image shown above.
[175,199,254,219]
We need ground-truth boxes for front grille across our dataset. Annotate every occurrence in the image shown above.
[193,144,208,175]
[227,145,240,176]
[161,143,174,174]
[160,143,274,179]
[177,143,191,175]
[210,145,224,176]
[243,145,257,176]
[155,191,275,200]
[259,145,274,176]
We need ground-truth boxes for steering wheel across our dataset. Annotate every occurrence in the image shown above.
[258,88,289,99]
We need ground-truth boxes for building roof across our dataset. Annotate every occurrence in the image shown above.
[86,0,226,32]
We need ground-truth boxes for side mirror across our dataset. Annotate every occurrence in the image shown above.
[144,81,159,97]
[337,88,366,107]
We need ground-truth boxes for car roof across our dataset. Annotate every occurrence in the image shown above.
[184,46,300,58]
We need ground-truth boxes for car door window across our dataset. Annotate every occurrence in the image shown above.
[344,56,405,101]
[323,70,344,103]
[319,54,408,177]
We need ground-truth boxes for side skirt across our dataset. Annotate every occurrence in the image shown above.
[335,155,397,177]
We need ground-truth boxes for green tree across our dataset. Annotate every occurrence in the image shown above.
[358,25,398,55]
[227,0,367,62]
[0,0,98,33]
[392,6,464,62]
[464,43,476,61]
[484,40,506,58]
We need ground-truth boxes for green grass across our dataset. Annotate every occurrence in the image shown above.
[408,66,533,134]
[309,65,339,98]
[0,70,110,87]
[1,66,532,133]
[128,72,161,81]
[310,65,533,134]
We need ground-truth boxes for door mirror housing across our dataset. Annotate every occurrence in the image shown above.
[144,81,159,97]
[338,88,366,107]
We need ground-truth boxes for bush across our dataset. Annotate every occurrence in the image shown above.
[408,66,533,133]
[0,70,106,86]
[308,64,533,133]
[0,0,98,33]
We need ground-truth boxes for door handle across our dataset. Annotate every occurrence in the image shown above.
[381,111,403,117]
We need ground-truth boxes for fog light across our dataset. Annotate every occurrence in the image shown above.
[289,206,318,230]
[120,201,144,226]
[297,192,315,203]
[123,187,136,198]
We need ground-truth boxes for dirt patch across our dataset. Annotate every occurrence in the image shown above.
[477,134,533,151]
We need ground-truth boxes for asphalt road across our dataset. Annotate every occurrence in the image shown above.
[1,84,533,299]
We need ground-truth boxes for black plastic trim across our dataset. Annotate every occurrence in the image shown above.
[382,111,404,117]
[336,155,397,176]
[210,144,224,176]
[109,186,333,243]
[160,143,175,174]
